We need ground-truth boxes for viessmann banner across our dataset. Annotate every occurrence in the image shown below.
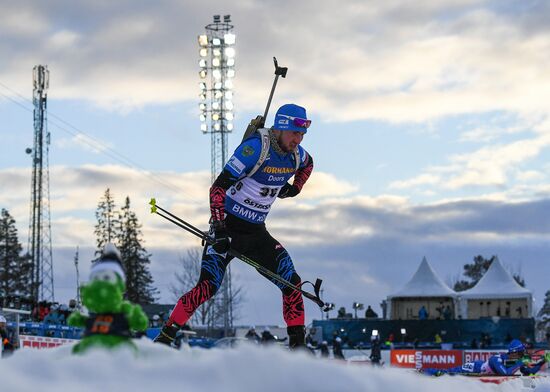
[390,350,463,369]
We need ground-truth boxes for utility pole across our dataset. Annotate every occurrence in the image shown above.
[74,246,81,307]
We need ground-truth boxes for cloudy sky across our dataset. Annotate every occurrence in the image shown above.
[1,0,550,326]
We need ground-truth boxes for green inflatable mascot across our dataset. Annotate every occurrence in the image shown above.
[68,243,149,354]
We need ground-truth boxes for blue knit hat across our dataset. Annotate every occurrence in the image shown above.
[272,104,310,133]
[507,339,525,354]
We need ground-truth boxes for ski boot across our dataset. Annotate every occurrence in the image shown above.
[153,322,180,347]
[287,325,306,350]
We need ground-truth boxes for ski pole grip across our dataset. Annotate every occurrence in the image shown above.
[149,198,157,213]
[314,278,322,298]
[312,278,327,309]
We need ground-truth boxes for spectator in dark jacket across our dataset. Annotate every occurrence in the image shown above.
[333,337,345,360]
[0,315,15,356]
[260,327,286,345]
[418,305,428,320]
[370,335,382,366]
[443,305,452,320]
[365,306,378,319]
[319,340,330,358]
[245,327,260,343]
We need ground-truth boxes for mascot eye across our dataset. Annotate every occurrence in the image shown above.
[102,273,113,282]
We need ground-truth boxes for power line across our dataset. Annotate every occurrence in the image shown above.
[0,80,201,202]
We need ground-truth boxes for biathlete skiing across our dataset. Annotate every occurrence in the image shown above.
[422,339,549,377]
[154,103,314,349]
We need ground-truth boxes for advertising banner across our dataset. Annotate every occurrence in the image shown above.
[20,335,77,349]
[390,349,463,369]
[463,350,505,363]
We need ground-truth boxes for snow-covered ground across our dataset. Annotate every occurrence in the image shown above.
[1,340,549,392]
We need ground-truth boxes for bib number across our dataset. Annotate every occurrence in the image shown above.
[259,187,277,197]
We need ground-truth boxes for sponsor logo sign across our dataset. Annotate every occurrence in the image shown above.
[20,335,78,349]
[390,350,463,369]
[227,157,245,175]
[242,145,255,157]
[463,350,505,363]
[231,204,266,223]
[243,198,270,210]
[267,175,285,182]
[262,166,294,174]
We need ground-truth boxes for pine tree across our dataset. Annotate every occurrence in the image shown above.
[0,209,33,306]
[118,196,158,304]
[94,188,119,257]
[538,291,550,318]
[454,255,494,291]
[11,254,32,304]
[536,290,550,342]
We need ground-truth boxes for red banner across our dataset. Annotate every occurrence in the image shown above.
[463,350,505,363]
[390,349,463,369]
[20,335,78,349]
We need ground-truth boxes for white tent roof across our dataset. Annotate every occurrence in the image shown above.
[388,257,457,299]
[460,256,532,299]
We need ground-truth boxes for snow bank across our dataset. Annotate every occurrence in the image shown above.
[0,340,548,392]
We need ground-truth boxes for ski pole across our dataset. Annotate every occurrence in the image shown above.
[149,198,330,310]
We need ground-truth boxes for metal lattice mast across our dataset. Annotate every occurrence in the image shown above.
[198,15,236,336]
[27,65,54,304]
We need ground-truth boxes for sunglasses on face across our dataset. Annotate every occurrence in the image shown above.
[280,114,312,129]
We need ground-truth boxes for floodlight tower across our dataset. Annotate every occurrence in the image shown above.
[198,15,236,336]
[198,14,236,182]
[27,65,55,305]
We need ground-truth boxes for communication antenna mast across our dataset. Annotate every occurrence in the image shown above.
[26,65,54,304]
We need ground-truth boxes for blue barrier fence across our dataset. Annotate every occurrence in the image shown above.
[312,318,536,348]
[7,321,83,340]
[8,322,216,348]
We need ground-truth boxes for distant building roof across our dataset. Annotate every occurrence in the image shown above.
[460,256,532,299]
[388,257,457,299]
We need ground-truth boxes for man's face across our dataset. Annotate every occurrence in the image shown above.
[508,351,523,360]
[276,130,305,152]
